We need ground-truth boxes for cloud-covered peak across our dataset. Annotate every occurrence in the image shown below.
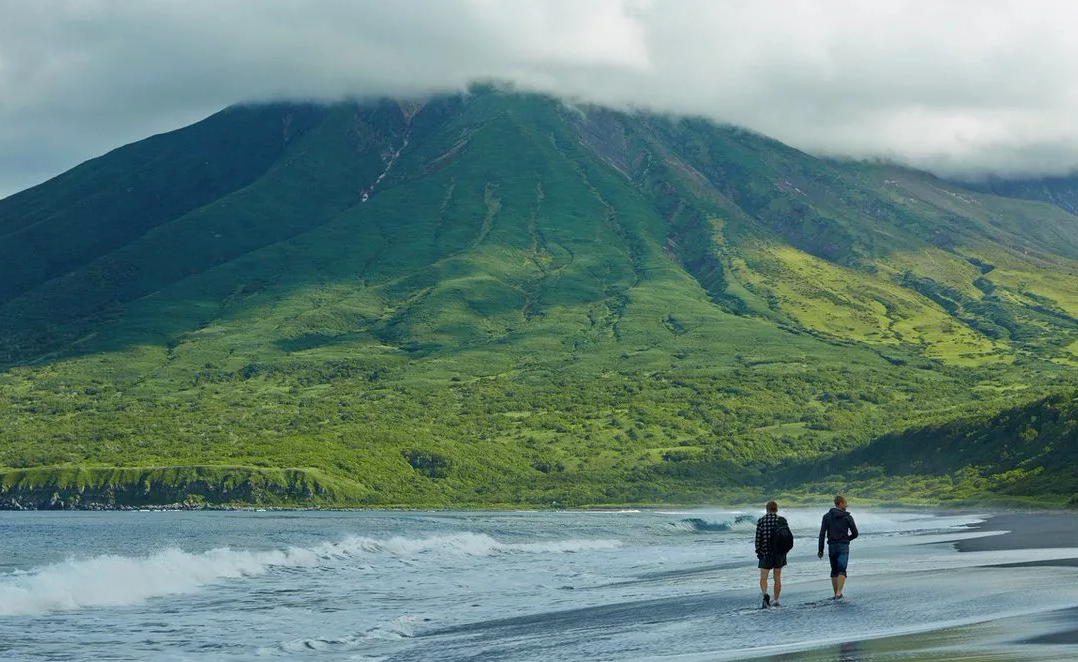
[2,0,1077,197]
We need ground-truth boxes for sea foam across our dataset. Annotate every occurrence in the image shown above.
[0,532,621,616]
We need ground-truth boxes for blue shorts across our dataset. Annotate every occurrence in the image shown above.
[828,542,850,577]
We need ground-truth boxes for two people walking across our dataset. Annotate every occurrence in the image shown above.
[754,495,858,608]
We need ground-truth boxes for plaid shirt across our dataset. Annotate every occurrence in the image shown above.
[755,512,780,557]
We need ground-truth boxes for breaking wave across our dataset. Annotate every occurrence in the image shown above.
[0,532,621,616]
[669,515,758,533]
[315,532,622,557]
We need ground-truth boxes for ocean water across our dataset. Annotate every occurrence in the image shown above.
[1,508,1077,661]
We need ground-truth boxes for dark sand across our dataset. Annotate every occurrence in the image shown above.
[761,511,1078,662]
[956,511,1078,554]
[766,610,1078,661]
[1020,608,1078,645]
[963,513,1078,651]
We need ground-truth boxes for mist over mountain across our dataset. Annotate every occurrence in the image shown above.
[3,87,1078,508]
[5,1,1078,199]
[969,173,1078,217]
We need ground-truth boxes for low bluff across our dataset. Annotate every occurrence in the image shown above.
[0,465,368,510]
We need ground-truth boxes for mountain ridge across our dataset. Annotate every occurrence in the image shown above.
[3,87,1078,507]
[971,173,1078,217]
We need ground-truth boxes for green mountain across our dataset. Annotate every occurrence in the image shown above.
[786,389,1078,506]
[973,174,1078,216]
[3,86,1078,508]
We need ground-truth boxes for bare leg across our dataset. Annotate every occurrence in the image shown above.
[835,574,846,598]
[773,568,782,603]
[759,568,770,595]
[831,576,839,597]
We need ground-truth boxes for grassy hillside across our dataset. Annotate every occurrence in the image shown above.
[3,87,1078,507]
[972,174,1078,217]
[782,389,1078,506]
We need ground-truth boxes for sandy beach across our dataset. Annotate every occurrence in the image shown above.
[956,511,1078,553]
[4,508,1076,661]
[761,510,1078,662]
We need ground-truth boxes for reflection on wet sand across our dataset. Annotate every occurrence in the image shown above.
[761,608,1078,662]
[838,641,861,661]
[767,641,860,662]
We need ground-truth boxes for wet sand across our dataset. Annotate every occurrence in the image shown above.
[762,610,1078,661]
[761,511,1078,662]
[955,511,1078,554]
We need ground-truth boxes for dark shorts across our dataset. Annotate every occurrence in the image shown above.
[758,553,787,569]
[828,542,850,577]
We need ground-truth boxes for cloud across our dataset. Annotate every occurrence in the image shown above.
[2,0,1078,197]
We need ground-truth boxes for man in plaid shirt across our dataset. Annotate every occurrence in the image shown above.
[754,500,789,608]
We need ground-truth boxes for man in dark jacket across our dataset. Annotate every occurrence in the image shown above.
[817,495,858,599]
[755,500,788,608]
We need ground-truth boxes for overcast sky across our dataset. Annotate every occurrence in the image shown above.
[2,0,1078,199]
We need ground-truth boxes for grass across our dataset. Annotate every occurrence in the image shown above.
[731,242,1003,365]
[3,88,1078,507]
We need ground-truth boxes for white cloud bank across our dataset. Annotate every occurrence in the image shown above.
[2,0,1078,197]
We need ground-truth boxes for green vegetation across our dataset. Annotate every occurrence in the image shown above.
[783,389,1078,506]
[0,465,362,509]
[2,87,1078,508]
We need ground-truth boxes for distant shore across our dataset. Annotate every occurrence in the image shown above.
[955,510,1078,554]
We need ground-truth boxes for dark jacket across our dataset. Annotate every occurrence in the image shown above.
[755,512,785,558]
[817,507,858,554]
[755,512,789,568]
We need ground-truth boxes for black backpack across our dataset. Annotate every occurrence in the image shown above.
[772,517,794,554]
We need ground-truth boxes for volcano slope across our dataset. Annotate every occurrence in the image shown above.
[3,87,1078,507]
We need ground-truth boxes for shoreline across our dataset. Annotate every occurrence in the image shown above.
[762,607,1078,662]
[3,497,1075,513]
[955,510,1078,553]
[7,506,1078,660]
[771,510,1078,662]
